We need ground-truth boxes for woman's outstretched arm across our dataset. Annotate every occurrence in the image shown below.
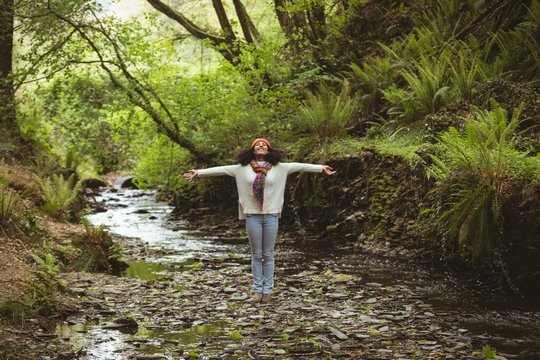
[285,163,336,176]
[183,164,240,182]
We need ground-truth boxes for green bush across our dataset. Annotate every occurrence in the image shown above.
[383,53,453,122]
[36,173,83,219]
[449,46,487,100]
[0,252,62,323]
[294,80,358,159]
[71,221,125,272]
[0,183,18,228]
[428,101,538,261]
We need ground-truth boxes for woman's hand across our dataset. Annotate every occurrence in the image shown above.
[183,170,198,182]
[322,165,336,176]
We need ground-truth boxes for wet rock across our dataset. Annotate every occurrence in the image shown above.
[102,317,139,334]
[329,327,349,340]
[366,282,383,288]
[132,209,149,214]
[131,354,167,360]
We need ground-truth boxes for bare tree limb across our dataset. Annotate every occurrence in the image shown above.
[232,0,260,43]
[145,0,238,64]
[212,0,236,42]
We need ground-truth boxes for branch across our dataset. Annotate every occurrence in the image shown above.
[145,0,238,64]
[212,0,236,42]
[47,2,210,161]
[13,29,78,93]
[145,0,222,43]
[232,0,260,43]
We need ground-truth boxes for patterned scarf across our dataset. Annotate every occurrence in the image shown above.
[250,160,272,211]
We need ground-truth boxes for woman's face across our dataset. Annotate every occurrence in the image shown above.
[253,141,269,157]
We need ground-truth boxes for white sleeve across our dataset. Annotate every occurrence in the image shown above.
[284,162,324,175]
[197,164,240,177]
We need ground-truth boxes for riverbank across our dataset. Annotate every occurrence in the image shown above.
[40,224,540,359]
[1,173,539,359]
[34,188,540,359]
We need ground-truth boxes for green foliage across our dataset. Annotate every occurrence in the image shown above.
[32,72,141,173]
[481,344,497,359]
[350,57,399,113]
[71,221,116,272]
[0,183,18,228]
[294,80,358,159]
[37,173,83,219]
[135,135,189,191]
[32,252,61,278]
[107,242,124,262]
[449,46,487,100]
[485,0,540,82]
[383,53,453,122]
[0,251,62,322]
[322,137,365,159]
[229,330,243,341]
[367,135,427,166]
[428,101,538,260]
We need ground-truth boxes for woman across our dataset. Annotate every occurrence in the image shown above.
[183,138,335,303]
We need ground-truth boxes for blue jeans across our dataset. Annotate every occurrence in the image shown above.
[245,214,279,294]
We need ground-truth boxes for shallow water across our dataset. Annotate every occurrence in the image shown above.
[55,189,540,360]
[86,189,237,263]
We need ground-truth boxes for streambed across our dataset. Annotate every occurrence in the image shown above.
[49,189,539,359]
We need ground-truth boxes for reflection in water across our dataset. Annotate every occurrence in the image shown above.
[56,321,231,358]
[86,189,233,263]
[121,260,168,280]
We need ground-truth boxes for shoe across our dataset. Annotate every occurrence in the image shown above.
[261,293,271,303]
[250,293,263,303]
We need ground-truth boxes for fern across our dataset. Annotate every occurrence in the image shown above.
[350,57,397,92]
[0,183,17,226]
[428,100,534,262]
[449,46,487,100]
[295,79,358,158]
[37,173,83,218]
[482,0,540,80]
[382,53,453,122]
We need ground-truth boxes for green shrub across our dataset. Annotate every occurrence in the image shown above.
[384,53,453,122]
[0,252,62,323]
[428,101,538,261]
[36,173,83,219]
[71,221,125,272]
[484,0,540,80]
[294,79,358,159]
[449,46,487,100]
[350,57,399,112]
[0,183,18,227]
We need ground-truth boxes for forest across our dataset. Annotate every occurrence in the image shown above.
[0,0,539,359]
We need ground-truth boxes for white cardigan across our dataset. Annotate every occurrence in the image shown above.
[197,163,324,219]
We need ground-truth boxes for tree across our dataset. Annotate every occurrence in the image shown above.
[42,2,217,163]
[145,0,333,81]
[0,0,17,140]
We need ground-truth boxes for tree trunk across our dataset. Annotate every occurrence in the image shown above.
[232,0,260,43]
[0,0,17,140]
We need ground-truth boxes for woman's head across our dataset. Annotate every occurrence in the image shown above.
[236,138,283,165]
[252,138,271,158]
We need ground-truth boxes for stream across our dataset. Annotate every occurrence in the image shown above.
[52,189,540,360]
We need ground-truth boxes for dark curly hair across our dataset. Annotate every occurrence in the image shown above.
[236,146,283,165]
